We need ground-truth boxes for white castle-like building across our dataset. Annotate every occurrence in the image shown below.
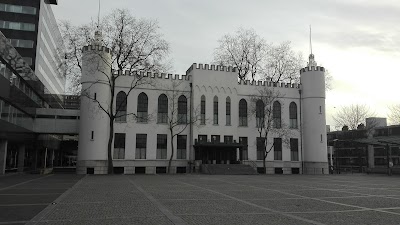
[77,32,328,175]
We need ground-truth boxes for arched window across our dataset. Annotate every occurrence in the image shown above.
[289,102,298,129]
[178,95,187,124]
[273,101,281,128]
[115,91,127,122]
[226,97,231,125]
[213,96,218,125]
[256,100,264,128]
[137,92,148,122]
[200,95,205,124]
[158,94,168,123]
[239,99,247,126]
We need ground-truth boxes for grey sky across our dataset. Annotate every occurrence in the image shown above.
[53,0,400,127]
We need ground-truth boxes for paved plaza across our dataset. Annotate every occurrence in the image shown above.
[1,174,400,224]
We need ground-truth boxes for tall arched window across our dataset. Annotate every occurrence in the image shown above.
[137,92,148,122]
[239,99,247,126]
[256,100,264,128]
[213,96,218,125]
[200,95,205,124]
[178,95,187,124]
[289,102,298,129]
[115,91,127,122]
[226,97,231,125]
[158,94,168,123]
[273,101,281,128]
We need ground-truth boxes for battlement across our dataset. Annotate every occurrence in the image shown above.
[186,63,237,74]
[300,66,325,74]
[82,45,111,54]
[111,70,191,81]
[237,79,300,89]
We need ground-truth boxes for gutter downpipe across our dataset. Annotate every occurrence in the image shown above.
[299,88,304,174]
[189,82,193,173]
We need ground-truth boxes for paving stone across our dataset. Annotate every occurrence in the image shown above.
[292,210,400,225]
[44,201,163,220]
[180,214,314,225]
[34,216,174,225]
[325,196,400,209]
[160,199,267,215]
[249,198,359,212]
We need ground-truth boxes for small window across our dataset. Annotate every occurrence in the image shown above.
[239,137,248,160]
[226,97,231,126]
[156,167,167,174]
[91,131,94,140]
[319,106,322,114]
[135,167,146,174]
[198,135,207,143]
[211,135,220,143]
[224,136,233,143]
[275,168,283,174]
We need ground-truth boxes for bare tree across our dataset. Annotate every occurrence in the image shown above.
[161,81,199,173]
[73,9,169,174]
[250,88,292,174]
[333,104,376,130]
[213,28,304,84]
[388,104,400,125]
[214,28,267,81]
[59,21,95,94]
[263,41,304,84]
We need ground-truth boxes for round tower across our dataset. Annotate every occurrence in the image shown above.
[300,54,328,174]
[77,31,112,174]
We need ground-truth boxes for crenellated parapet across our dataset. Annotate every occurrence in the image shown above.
[111,70,191,81]
[300,66,325,74]
[186,63,237,74]
[82,45,111,54]
[237,79,300,89]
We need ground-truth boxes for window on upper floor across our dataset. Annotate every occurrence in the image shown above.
[200,95,205,125]
[213,96,218,125]
[10,39,34,48]
[239,99,247,126]
[0,20,35,31]
[289,102,298,129]
[157,94,168,123]
[226,97,231,126]
[273,101,281,129]
[115,91,127,122]
[0,4,37,15]
[177,95,187,124]
[256,100,265,128]
[137,92,148,123]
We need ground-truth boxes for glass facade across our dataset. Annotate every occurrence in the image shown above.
[0,4,37,15]
[0,98,33,130]
[0,20,35,32]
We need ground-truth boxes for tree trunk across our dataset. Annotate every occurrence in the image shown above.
[107,117,114,174]
[263,157,266,174]
[168,129,174,174]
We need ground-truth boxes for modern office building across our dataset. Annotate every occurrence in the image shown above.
[76,33,329,175]
[327,118,400,174]
[0,0,65,95]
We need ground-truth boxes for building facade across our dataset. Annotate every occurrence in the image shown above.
[77,35,329,175]
[0,0,65,95]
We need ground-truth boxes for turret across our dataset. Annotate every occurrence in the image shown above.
[77,30,112,174]
[300,53,328,174]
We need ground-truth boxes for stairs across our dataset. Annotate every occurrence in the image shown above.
[201,164,258,175]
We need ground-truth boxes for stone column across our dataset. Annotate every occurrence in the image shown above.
[17,145,25,172]
[368,145,375,170]
[0,140,8,175]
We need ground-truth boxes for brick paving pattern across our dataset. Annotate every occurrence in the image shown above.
[2,174,400,224]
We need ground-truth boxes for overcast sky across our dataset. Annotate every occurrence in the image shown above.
[53,0,400,127]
